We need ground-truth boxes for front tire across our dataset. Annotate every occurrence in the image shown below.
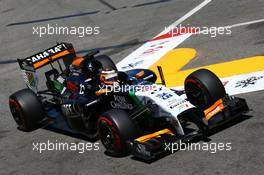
[9,89,45,131]
[98,109,137,157]
[184,69,226,110]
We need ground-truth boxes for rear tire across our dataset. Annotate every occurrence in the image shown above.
[9,89,45,131]
[98,109,137,157]
[184,69,226,110]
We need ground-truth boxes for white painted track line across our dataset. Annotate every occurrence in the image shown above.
[158,0,212,36]
[227,18,264,28]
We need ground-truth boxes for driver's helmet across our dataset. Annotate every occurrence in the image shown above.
[99,69,118,85]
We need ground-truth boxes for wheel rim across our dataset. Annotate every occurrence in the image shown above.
[99,121,116,151]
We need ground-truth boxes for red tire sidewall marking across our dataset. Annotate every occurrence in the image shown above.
[185,78,203,89]
[9,98,26,129]
[98,116,122,150]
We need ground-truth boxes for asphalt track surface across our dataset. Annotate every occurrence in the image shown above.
[0,0,264,175]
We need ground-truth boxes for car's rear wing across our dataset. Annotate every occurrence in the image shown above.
[18,42,75,71]
[17,42,76,92]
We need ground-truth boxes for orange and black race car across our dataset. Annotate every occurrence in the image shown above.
[9,42,249,160]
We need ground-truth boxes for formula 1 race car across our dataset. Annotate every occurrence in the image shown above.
[9,42,249,160]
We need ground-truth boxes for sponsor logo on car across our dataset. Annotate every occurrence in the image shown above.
[169,99,188,109]
[26,43,67,63]
[110,95,133,110]
[156,92,173,100]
